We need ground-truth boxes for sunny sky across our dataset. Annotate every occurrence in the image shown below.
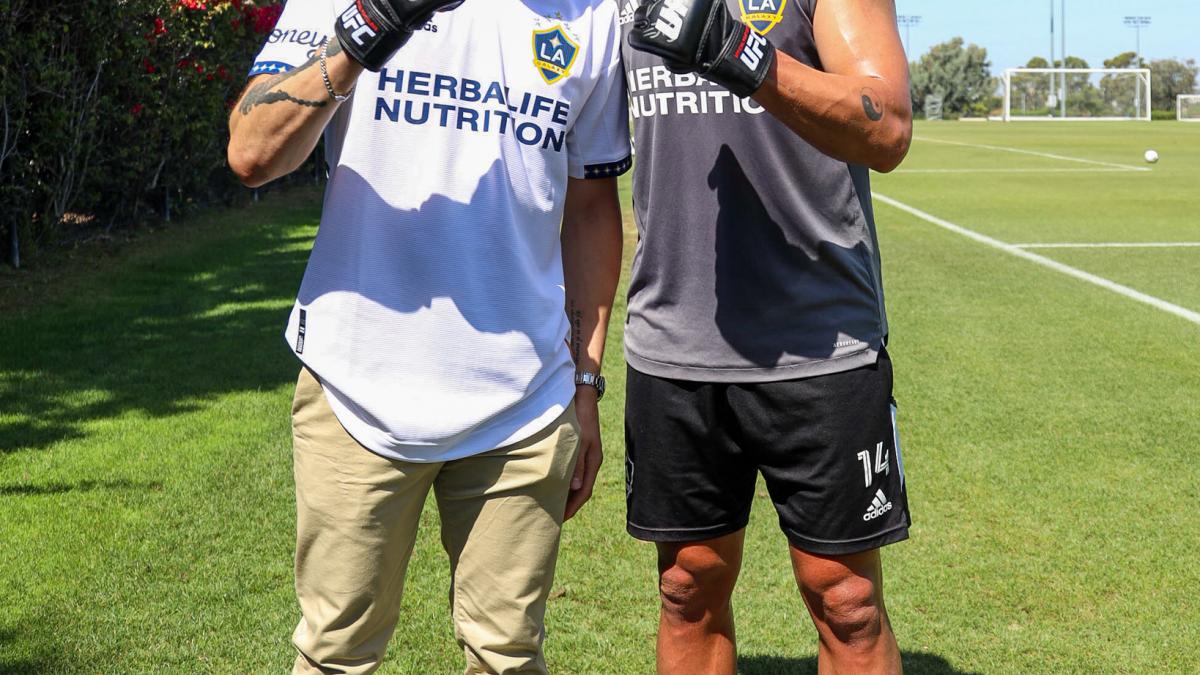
[893,0,1198,73]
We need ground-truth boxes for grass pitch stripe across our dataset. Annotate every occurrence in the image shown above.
[893,168,1138,174]
[913,136,1152,172]
[874,194,1200,327]
[1013,242,1200,249]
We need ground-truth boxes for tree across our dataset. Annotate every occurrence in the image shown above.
[1101,53,1197,113]
[1014,56,1052,110]
[1009,55,1103,117]
[909,38,996,117]
[1050,57,1107,116]
[1148,58,1199,111]
[0,1,283,269]
[1103,52,1139,69]
[1099,52,1144,117]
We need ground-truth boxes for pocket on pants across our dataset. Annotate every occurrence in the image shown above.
[291,367,323,420]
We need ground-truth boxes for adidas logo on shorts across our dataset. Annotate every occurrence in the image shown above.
[862,489,893,522]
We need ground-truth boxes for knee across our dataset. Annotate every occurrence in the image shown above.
[658,549,738,623]
[814,575,883,646]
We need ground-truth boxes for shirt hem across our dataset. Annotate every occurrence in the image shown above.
[326,375,575,463]
[290,342,577,463]
[624,342,881,383]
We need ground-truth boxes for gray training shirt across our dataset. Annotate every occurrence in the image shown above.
[619,0,889,383]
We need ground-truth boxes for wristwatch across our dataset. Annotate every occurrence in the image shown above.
[574,371,606,401]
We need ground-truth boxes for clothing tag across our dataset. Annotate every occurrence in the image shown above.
[296,309,307,354]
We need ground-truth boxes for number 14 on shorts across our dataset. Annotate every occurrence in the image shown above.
[856,442,890,488]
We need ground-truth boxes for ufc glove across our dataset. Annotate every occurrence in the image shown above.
[628,0,775,98]
[335,0,465,71]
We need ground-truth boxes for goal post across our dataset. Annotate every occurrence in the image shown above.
[1002,68,1151,122]
[1179,95,1200,122]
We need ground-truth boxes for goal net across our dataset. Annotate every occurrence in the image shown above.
[1003,68,1151,121]
[1179,95,1200,122]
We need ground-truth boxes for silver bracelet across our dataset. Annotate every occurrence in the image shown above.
[320,39,353,103]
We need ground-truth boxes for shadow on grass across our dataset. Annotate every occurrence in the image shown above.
[739,652,980,674]
[0,626,80,674]
[0,189,320,454]
[0,478,163,496]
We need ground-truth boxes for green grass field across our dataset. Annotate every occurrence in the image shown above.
[2,121,1198,674]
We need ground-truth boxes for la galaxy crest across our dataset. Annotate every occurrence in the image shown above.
[532,25,579,85]
[739,0,787,35]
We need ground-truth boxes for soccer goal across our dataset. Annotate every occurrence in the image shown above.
[1178,95,1200,122]
[1002,68,1151,121]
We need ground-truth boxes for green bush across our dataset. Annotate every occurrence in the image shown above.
[0,0,284,267]
[1151,109,1180,121]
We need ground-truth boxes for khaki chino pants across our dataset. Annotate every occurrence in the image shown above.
[290,368,581,674]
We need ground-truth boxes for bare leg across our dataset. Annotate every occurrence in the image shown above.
[790,546,901,675]
[655,530,745,675]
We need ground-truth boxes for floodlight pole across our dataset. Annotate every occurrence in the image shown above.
[1049,0,1056,116]
[1124,16,1151,66]
[1060,0,1067,117]
[1124,16,1151,116]
[897,15,921,57]
[1049,0,1054,67]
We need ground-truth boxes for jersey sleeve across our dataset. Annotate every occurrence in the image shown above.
[247,0,338,78]
[566,18,632,180]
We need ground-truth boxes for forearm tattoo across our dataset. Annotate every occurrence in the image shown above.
[238,38,343,116]
[326,35,344,58]
[569,299,583,363]
[241,88,327,113]
[861,87,884,122]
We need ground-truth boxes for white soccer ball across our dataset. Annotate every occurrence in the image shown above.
[1144,150,1159,164]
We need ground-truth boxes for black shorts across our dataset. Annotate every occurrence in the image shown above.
[624,350,910,556]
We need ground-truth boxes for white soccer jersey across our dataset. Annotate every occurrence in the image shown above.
[250,0,631,461]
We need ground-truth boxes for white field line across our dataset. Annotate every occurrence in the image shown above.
[894,168,1135,174]
[1014,242,1200,249]
[913,136,1152,172]
[874,194,1200,327]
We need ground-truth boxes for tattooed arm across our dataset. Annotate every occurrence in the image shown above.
[751,0,911,173]
[559,176,623,521]
[227,37,362,187]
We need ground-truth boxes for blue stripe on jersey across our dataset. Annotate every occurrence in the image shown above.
[583,155,633,179]
[891,402,905,489]
[248,61,294,78]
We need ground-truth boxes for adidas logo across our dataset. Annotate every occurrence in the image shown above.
[862,489,893,522]
[619,0,637,26]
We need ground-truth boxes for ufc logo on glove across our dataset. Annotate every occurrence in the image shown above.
[738,30,768,69]
[653,0,692,41]
[629,0,776,98]
[340,3,378,45]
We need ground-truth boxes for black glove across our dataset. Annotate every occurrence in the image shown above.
[335,0,465,71]
[628,0,775,98]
